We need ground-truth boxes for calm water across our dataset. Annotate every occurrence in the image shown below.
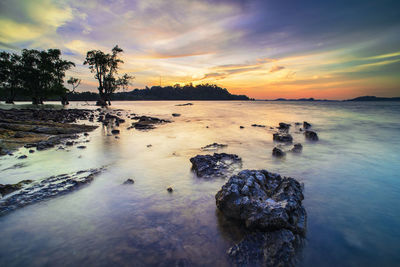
[0,101,400,266]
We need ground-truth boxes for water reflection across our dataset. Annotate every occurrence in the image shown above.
[0,101,400,266]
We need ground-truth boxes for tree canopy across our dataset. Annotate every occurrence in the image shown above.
[84,45,133,106]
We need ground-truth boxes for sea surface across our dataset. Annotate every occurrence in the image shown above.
[0,100,400,266]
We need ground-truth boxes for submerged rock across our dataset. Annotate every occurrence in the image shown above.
[123,178,135,185]
[131,116,171,130]
[190,153,242,178]
[0,168,104,216]
[215,169,306,234]
[291,143,303,153]
[304,130,318,141]
[272,147,286,157]
[201,143,228,151]
[273,133,293,143]
[228,229,302,267]
[175,103,193,106]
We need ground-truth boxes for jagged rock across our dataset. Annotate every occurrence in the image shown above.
[304,130,318,141]
[273,133,293,143]
[123,179,134,185]
[201,143,228,151]
[291,143,303,153]
[303,121,311,129]
[215,169,306,234]
[0,168,104,216]
[251,124,266,128]
[227,229,302,267]
[272,147,286,157]
[190,153,242,178]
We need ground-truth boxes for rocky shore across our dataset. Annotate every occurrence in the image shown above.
[0,108,98,155]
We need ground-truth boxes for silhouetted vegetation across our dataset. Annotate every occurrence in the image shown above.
[63,83,250,101]
[84,45,133,106]
[0,49,74,105]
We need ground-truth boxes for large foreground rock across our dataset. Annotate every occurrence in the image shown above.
[0,167,104,216]
[216,169,306,266]
[190,153,242,178]
[216,170,306,234]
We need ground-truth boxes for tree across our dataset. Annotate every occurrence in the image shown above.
[84,45,133,106]
[63,77,81,105]
[0,52,22,104]
[18,49,74,105]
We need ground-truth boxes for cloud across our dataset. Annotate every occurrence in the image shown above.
[269,65,285,73]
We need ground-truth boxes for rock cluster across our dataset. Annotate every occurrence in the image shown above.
[190,153,242,178]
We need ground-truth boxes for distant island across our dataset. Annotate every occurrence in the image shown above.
[345,96,400,101]
[54,84,250,101]
[265,96,400,102]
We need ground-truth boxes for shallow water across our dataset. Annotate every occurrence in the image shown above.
[1,100,400,266]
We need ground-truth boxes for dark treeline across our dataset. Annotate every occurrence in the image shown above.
[1,45,249,105]
[55,84,250,101]
[0,49,79,105]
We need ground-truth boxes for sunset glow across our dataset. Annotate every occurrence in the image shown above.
[1,0,399,99]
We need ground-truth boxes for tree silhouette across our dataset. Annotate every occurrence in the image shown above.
[0,52,23,104]
[84,45,133,106]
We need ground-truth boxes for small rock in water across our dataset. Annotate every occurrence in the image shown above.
[147,144,152,148]
[66,141,74,146]
[84,132,89,136]
[167,186,173,193]
[304,130,318,141]
[278,122,291,132]
[28,149,35,153]
[115,136,120,139]
[123,179,134,185]
[273,133,293,143]
[201,143,228,151]
[111,129,120,134]
[251,124,266,128]
[291,143,303,153]
[77,146,86,149]
[240,126,245,129]
[18,155,27,159]
[272,147,286,157]
[303,121,312,129]
[172,113,181,117]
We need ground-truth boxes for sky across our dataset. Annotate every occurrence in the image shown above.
[0,0,399,99]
